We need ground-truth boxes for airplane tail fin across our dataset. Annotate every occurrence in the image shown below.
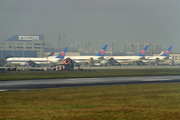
[96,44,108,56]
[161,46,172,57]
[137,45,148,56]
[55,47,68,59]
[48,51,54,56]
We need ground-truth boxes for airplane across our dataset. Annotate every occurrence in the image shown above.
[48,51,54,56]
[142,46,172,64]
[102,45,149,65]
[64,44,108,65]
[5,47,68,66]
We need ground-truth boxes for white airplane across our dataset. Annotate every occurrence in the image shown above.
[103,45,149,65]
[142,46,172,64]
[5,47,68,66]
[64,44,108,65]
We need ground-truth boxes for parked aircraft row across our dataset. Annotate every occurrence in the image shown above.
[102,45,172,66]
[5,47,68,66]
[5,44,172,66]
[142,46,172,64]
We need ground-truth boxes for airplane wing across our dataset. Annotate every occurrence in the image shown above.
[101,57,119,65]
[88,56,106,64]
[97,56,105,60]
[27,60,37,67]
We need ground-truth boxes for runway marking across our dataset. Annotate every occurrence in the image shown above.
[142,79,171,81]
[68,79,77,81]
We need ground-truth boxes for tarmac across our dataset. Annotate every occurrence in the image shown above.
[1,75,180,91]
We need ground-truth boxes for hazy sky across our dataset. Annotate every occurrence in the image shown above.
[0,0,180,52]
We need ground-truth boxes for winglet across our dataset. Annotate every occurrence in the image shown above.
[161,46,172,57]
[96,44,108,56]
[55,47,68,59]
[137,45,148,56]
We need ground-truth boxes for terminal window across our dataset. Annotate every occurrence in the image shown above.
[17,47,24,49]
[25,43,32,45]
[25,47,32,49]
[9,46,16,48]
[0,46,7,49]
[9,43,15,45]
[34,47,41,49]
[0,43,7,45]
[34,43,41,45]
[17,43,24,45]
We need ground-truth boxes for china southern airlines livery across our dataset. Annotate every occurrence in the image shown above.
[142,46,172,63]
[48,47,68,63]
[64,44,108,64]
[104,45,149,64]
[5,47,68,65]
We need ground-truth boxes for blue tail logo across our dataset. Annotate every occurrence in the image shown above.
[61,51,65,57]
[96,44,108,56]
[165,51,170,56]
[161,46,172,57]
[56,47,68,59]
[137,45,148,56]
[141,50,146,55]
[100,50,105,55]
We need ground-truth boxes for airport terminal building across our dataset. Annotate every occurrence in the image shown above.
[0,35,45,58]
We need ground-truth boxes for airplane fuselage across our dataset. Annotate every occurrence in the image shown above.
[5,57,63,65]
[142,56,169,63]
[64,56,102,63]
[104,56,144,63]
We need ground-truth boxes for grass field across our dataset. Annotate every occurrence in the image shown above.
[1,69,180,119]
[1,69,180,80]
[1,83,180,120]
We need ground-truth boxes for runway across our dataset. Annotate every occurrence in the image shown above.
[1,75,180,91]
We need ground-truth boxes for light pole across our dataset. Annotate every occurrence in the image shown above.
[112,43,114,55]
[88,42,91,53]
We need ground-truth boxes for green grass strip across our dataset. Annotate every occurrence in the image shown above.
[1,83,180,119]
[1,69,180,80]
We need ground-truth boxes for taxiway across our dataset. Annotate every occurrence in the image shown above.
[0,75,180,91]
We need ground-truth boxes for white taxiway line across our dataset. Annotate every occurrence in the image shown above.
[142,79,171,81]
[0,90,8,92]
